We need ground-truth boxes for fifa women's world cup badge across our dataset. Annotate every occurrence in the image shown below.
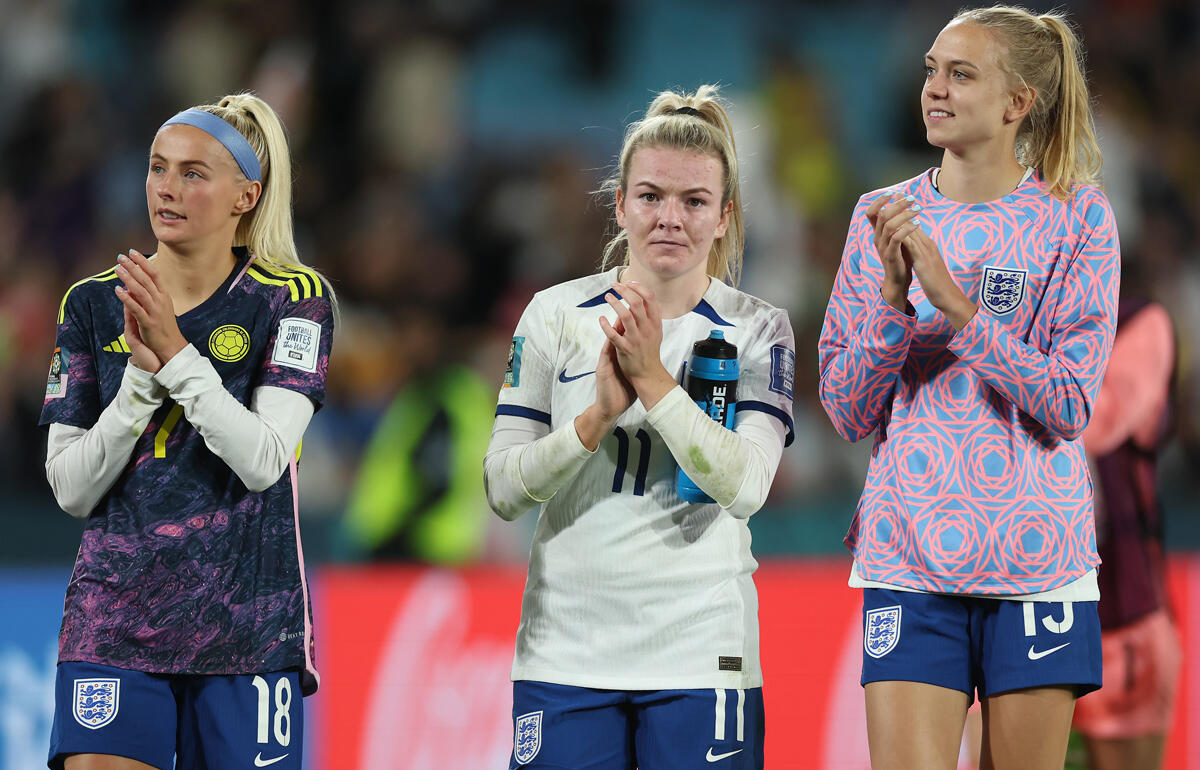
[504,336,524,388]
[73,678,120,729]
[864,606,902,659]
[980,265,1028,316]
[209,324,251,362]
[45,347,69,399]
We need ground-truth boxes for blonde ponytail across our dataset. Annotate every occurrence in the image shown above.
[1035,13,1103,198]
[954,6,1103,199]
[195,93,338,311]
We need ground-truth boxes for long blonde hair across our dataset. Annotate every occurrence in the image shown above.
[193,93,338,308]
[599,84,746,287]
[954,6,1103,199]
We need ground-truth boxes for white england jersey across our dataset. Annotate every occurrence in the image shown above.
[492,267,795,690]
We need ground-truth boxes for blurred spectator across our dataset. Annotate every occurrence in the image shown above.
[1072,274,1182,770]
[3,0,1198,568]
[339,307,497,564]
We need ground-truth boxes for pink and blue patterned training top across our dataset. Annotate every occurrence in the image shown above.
[39,248,332,694]
[818,169,1120,595]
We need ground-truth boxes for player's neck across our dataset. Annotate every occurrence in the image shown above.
[154,241,239,315]
[619,265,711,319]
[937,146,1027,204]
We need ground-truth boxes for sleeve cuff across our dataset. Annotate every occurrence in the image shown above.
[875,287,916,318]
[154,343,221,396]
[946,308,988,361]
[124,359,167,402]
[865,289,916,349]
[565,414,598,457]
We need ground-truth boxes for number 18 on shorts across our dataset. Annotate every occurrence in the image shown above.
[50,662,304,770]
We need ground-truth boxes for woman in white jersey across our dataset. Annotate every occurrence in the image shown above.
[485,85,795,769]
[819,7,1119,770]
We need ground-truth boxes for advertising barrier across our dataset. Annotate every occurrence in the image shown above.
[317,558,1200,770]
[2,559,1196,768]
[0,569,70,770]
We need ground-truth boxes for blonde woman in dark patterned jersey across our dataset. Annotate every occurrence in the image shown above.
[41,93,333,770]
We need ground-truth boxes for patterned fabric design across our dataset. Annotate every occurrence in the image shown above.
[818,169,1120,594]
[40,250,332,693]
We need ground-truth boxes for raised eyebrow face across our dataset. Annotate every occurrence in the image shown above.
[630,180,717,198]
[924,52,982,74]
[149,152,215,170]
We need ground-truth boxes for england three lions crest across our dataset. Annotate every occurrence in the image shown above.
[513,710,542,764]
[980,266,1027,316]
[73,678,120,729]
[865,606,902,659]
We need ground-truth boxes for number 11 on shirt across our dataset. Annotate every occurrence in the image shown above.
[612,427,651,495]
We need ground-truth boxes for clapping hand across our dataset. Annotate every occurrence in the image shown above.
[114,250,187,372]
[867,192,918,314]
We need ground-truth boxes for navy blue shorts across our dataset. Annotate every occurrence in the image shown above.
[49,661,303,770]
[510,680,764,769]
[861,588,1102,702]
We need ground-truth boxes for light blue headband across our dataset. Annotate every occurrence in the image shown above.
[160,108,262,182]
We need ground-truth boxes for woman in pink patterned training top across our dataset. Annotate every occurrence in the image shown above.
[818,7,1120,770]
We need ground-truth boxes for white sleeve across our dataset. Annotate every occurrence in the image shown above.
[483,414,595,521]
[45,361,166,518]
[644,385,785,518]
[153,344,314,492]
[485,291,594,521]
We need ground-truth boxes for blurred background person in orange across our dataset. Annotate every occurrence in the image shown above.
[1072,260,1182,770]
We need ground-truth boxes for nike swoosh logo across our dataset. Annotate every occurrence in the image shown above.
[558,369,596,383]
[1027,642,1070,660]
[706,747,744,762]
[254,753,289,767]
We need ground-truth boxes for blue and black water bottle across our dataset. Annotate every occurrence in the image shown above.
[676,329,738,503]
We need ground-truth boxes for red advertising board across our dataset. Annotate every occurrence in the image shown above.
[316,558,1200,769]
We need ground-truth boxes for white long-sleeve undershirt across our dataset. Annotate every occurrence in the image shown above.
[46,361,165,518]
[484,384,785,521]
[46,344,314,518]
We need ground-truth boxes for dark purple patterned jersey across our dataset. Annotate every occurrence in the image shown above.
[39,248,332,694]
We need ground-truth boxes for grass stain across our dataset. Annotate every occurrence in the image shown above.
[689,446,712,475]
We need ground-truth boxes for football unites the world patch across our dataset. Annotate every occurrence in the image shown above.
[864,605,902,659]
[980,265,1028,316]
[73,677,120,729]
[504,336,525,388]
[208,324,251,362]
[271,317,321,373]
[45,347,69,399]
[513,709,542,765]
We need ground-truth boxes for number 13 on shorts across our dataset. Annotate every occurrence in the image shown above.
[1012,600,1102,696]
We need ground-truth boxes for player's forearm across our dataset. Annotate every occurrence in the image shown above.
[485,417,594,520]
[574,405,619,452]
[645,386,782,518]
[45,362,165,518]
[154,345,313,491]
[819,291,915,442]
[947,312,1112,441]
